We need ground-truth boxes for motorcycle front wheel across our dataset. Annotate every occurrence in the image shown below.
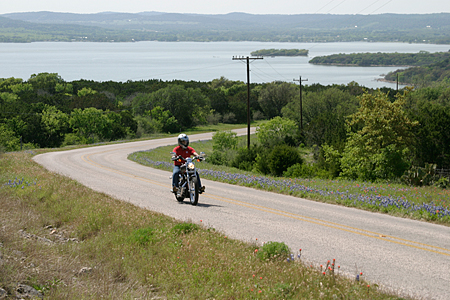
[189,177,199,206]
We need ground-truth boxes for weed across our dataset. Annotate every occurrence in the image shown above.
[256,241,290,261]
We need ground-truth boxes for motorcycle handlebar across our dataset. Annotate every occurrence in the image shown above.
[171,155,204,162]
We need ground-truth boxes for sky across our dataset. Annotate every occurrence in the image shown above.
[1,0,449,15]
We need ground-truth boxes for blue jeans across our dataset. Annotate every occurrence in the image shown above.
[172,166,202,188]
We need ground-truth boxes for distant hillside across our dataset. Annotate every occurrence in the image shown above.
[1,11,450,43]
[0,16,139,42]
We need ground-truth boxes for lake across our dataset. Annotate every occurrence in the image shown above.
[0,41,449,88]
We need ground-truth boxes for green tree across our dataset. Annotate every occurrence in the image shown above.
[0,123,21,152]
[267,144,303,176]
[146,106,178,133]
[68,108,112,143]
[258,82,296,119]
[256,117,298,147]
[212,131,238,151]
[40,105,69,147]
[77,87,97,97]
[27,73,65,94]
[408,100,450,168]
[144,85,210,129]
[282,87,357,150]
[340,91,417,180]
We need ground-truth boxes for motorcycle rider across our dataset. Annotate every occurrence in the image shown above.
[172,133,205,194]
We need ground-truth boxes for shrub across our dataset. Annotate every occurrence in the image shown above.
[208,151,227,166]
[402,163,439,186]
[267,144,303,176]
[61,133,84,146]
[256,116,298,147]
[252,110,266,121]
[434,177,450,189]
[255,149,271,175]
[257,241,290,261]
[222,112,236,124]
[207,112,222,125]
[320,144,342,178]
[283,163,315,178]
[231,147,259,171]
[212,130,238,151]
[0,124,21,151]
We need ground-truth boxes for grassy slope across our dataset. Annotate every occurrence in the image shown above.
[0,149,406,299]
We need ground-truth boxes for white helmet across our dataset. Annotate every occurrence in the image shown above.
[178,133,189,149]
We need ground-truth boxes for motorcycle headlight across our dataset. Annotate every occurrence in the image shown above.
[188,162,195,170]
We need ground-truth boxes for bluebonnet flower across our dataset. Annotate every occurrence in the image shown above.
[133,153,450,219]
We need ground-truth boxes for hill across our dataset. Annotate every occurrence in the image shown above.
[1,11,450,43]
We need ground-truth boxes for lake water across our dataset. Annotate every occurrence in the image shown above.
[1,41,449,88]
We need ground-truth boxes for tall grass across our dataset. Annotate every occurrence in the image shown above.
[129,139,450,226]
[0,151,407,299]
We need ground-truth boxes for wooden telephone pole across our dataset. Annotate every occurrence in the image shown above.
[293,76,308,131]
[232,56,263,149]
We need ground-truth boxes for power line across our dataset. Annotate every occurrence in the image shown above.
[293,76,308,132]
[232,56,263,149]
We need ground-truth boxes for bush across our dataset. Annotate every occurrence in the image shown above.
[222,112,236,124]
[256,116,298,147]
[257,241,290,261]
[212,130,238,151]
[255,149,271,175]
[434,177,450,189]
[267,144,303,176]
[0,124,21,152]
[206,113,222,125]
[61,133,85,147]
[208,151,228,166]
[231,147,259,171]
[402,163,438,186]
[283,163,314,178]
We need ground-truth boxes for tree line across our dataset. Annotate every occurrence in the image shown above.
[385,58,450,86]
[309,51,450,66]
[309,51,450,86]
[1,73,450,185]
[250,49,309,57]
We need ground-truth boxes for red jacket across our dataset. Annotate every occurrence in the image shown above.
[173,146,196,166]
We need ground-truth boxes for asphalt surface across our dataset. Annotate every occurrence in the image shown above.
[33,129,450,300]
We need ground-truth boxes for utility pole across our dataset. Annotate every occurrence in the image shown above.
[232,56,263,149]
[396,73,399,92]
[293,76,308,132]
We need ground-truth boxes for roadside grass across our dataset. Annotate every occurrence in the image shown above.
[129,138,450,226]
[0,151,407,299]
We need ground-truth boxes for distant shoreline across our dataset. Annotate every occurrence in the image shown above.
[309,62,412,68]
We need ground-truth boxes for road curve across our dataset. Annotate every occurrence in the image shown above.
[33,130,450,300]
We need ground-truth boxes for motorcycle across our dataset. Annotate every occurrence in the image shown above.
[170,152,205,206]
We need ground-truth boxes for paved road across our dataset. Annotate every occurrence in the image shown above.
[33,130,450,300]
